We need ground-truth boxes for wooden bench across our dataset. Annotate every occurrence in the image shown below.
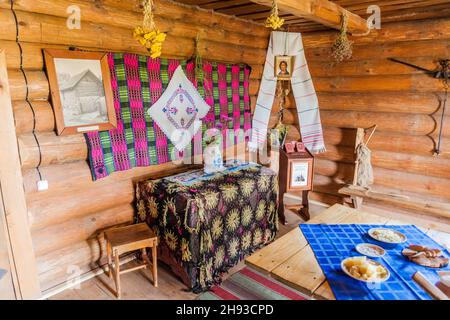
[339,185,450,220]
[339,125,450,220]
[105,223,158,299]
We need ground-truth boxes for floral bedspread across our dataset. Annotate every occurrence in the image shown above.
[136,162,278,292]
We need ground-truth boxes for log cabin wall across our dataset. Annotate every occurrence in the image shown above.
[286,17,450,226]
[0,0,269,295]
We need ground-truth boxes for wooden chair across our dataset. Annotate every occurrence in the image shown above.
[104,223,158,299]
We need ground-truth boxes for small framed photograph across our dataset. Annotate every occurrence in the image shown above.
[290,161,309,187]
[44,49,116,135]
[274,55,293,80]
[286,153,314,191]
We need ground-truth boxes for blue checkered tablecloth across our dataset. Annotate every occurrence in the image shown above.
[299,224,450,300]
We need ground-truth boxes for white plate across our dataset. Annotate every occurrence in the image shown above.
[356,243,386,258]
[368,228,407,244]
[341,256,390,283]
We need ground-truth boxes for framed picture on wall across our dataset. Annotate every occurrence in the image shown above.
[290,161,309,187]
[284,150,314,191]
[274,55,293,80]
[44,49,116,135]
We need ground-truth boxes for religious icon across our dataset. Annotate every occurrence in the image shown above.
[274,55,293,80]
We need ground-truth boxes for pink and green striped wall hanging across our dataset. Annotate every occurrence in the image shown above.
[85,53,252,180]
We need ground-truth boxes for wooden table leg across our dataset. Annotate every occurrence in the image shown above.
[298,190,310,221]
[106,241,112,279]
[113,249,121,299]
[278,183,287,225]
[152,245,158,287]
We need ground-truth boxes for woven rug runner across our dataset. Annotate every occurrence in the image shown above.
[197,267,308,300]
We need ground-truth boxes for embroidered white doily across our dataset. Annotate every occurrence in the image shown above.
[148,65,210,151]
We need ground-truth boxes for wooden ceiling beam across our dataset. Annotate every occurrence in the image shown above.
[249,0,369,33]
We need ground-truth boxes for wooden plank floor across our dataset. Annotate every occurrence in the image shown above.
[50,200,450,300]
[50,201,327,300]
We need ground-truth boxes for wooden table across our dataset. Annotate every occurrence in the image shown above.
[245,204,448,300]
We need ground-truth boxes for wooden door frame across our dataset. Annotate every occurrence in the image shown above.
[0,49,41,299]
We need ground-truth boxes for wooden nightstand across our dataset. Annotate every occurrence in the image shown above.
[278,148,314,224]
[105,223,158,298]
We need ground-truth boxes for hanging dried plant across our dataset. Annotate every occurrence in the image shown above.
[265,0,284,30]
[134,0,166,58]
[272,80,289,147]
[331,13,353,63]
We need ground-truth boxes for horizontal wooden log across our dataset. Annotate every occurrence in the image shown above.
[277,110,450,137]
[36,238,107,291]
[13,100,54,134]
[2,0,268,49]
[305,39,450,62]
[1,40,265,80]
[312,165,450,205]
[309,57,441,77]
[373,167,450,201]
[315,144,355,163]
[0,40,22,70]
[275,91,441,115]
[0,7,15,41]
[23,159,196,195]
[8,68,260,106]
[249,0,368,33]
[314,159,354,183]
[8,69,49,101]
[27,179,134,230]
[301,17,450,48]
[315,92,440,115]
[0,9,267,66]
[320,110,450,137]
[367,132,450,159]
[339,185,450,219]
[18,132,87,169]
[371,150,450,180]
[101,0,270,38]
[32,204,134,256]
[313,74,442,93]
[26,161,199,230]
[285,125,450,159]
[315,147,450,180]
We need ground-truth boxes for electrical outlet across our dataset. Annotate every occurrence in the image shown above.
[37,180,49,191]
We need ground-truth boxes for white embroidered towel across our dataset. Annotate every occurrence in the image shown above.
[249,31,325,154]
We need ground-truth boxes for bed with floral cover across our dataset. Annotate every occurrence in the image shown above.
[135,161,278,292]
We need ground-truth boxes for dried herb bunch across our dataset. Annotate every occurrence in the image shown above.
[134,0,166,58]
[265,0,284,30]
[273,80,290,147]
[331,13,353,63]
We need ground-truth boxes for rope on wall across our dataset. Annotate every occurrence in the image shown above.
[10,0,44,181]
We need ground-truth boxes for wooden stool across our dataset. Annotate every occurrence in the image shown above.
[105,223,158,298]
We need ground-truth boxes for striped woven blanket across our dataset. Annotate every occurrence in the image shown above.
[85,53,252,180]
